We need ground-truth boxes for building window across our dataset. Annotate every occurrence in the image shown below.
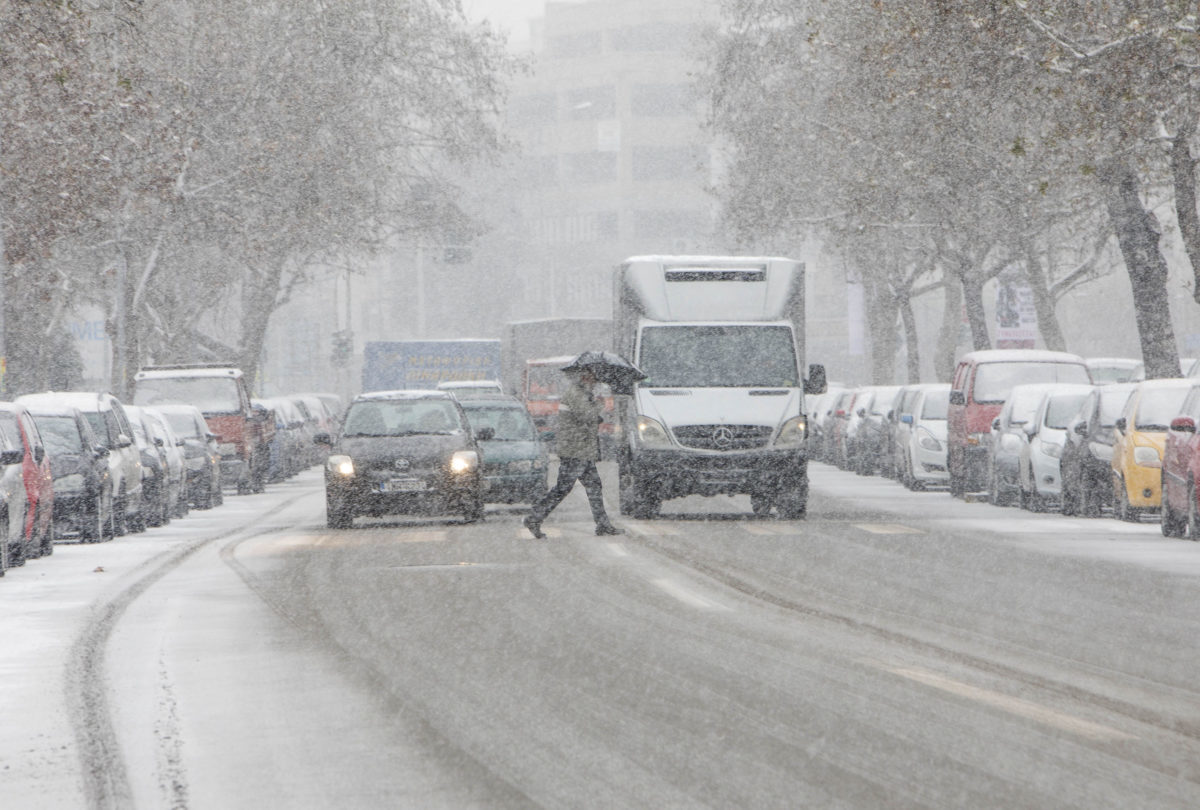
[611,23,695,53]
[509,93,556,126]
[633,209,709,239]
[567,86,616,120]
[564,152,617,184]
[548,31,601,57]
[631,83,694,117]
[632,146,703,181]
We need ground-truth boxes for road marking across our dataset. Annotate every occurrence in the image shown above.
[742,524,799,536]
[607,543,629,557]
[652,577,729,611]
[617,522,680,537]
[514,526,563,540]
[883,664,1136,742]
[854,523,923,535]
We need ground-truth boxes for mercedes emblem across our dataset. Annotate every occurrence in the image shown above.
[712,426,734,448]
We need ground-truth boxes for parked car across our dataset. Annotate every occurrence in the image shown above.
[1111,378,1193,521]
[17,392,144,535]
[154,404,223,509]
[316,391,486,528]
[1016,384,1094,511]
[850,385,902,476]
[948,349,1091,496]
[987,383,1061,508]
[24,403,113,542]
[1160,381,1200,538]
[1060,383,1137,517]
[437,380,504,397]
[0,403,55,565]
[457,396,548,504]
[1085,357,1143,385]
[840,388,875,471]
[894,384,951,490]
[133,365,270,494]
[142,407,188,520]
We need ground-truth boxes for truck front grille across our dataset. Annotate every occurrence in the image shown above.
[673,425,773,451]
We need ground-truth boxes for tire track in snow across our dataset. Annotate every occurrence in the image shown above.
[65,494,311,810]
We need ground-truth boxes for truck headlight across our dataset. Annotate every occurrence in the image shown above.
[636,416,672,449]
[450,450,478,474]
[328,455,355,477]
[1133,446,1161,468]
[775,416,807,447]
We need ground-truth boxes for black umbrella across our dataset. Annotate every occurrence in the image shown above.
[561,351,646,395]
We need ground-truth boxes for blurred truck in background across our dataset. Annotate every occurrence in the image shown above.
[361,339,502,392]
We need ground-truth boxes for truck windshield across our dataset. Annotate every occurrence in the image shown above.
[638,325,797,388]
[135,378,242,414]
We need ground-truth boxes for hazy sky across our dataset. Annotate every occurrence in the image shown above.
[463,0,548,48]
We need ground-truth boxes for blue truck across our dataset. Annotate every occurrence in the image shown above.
[361,340,502,392]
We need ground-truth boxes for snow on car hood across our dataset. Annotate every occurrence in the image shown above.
[636,387,800,432]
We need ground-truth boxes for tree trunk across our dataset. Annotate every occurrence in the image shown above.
[898,291,921,383]
[864,278,898,384]
[959,263,991,351]
[1101,163,1180,379]
[1170,118,1200,305]
[237,264,285,394]
[1023,244,1067,352]
[935,272,962,382]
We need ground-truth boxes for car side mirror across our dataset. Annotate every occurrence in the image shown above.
[0,449,22,465]
[1170,416,1196,434]
[1072,421,1089,437]
[117,433,132,448]
[154,437,164,448]
[1024,423,1038,437]
[314,432,332,446]
[991,417,1001,432]
[176,438,185,447]
[804,364,827,395]
[900,414,913,425]
[475,427,495,441]
[94,444,110,458]
[1115,417,1127,432]
[949,390,965,406]
[34,446,44,463]
[206,432,218,441]
[856,408,866,418]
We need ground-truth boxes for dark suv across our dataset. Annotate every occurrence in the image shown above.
[316,391,486,529]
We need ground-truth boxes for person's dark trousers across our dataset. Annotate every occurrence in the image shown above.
[531,457,610,525]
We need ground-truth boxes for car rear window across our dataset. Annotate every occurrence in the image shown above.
[1045,393,1089,430]
[972,362,1090,403]
[920,391,949,420]
[1135,387,1190,431]
[462,406,536,441]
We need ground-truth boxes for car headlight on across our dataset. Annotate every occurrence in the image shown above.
[1133,445,1161,468]
[450,450,479,474]
[636,416,672,449]
[54,473,86,495]
[327,455,355,477]
[1040,442,1061,458]
[775,415,807,447]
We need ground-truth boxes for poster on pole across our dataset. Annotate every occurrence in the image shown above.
[995,272,1037,349]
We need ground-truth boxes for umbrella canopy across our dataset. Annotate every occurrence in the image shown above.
[561,351,646,395]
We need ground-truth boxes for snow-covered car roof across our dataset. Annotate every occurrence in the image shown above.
[958,349,1086,365]
[353,390,455,402]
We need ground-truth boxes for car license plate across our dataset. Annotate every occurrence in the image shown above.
[382,478,425,492]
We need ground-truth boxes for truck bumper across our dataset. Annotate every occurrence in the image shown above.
[627,448,807,498]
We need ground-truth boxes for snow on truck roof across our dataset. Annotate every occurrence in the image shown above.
[619,256,803,322]
[136,365,243,379]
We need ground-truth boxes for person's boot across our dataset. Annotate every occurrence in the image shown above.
[523,514,546,539]
[595,521,624,536]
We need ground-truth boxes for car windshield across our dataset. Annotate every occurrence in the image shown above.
[638,325,797,387]
[1135,387,1190,431]
[1008,390,1048,425]
[0,413,20,454]
[920,391,949,420]
[36,415,87,455]
[972,362,1090,403]
[342,400,463,436]
[1089,364,1140,384]
[1098,389,1133,428]
[1044,393,1089,430]
[163,411,203,439]
[462,406,536,441]
[134,377,242,413]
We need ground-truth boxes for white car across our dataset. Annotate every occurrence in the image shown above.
[1018,384,1095,510]
[896,384,951,489]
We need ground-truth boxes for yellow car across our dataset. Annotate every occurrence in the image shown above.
[1111,378,1193,520]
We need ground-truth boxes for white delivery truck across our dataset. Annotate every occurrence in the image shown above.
[613,255,826,518]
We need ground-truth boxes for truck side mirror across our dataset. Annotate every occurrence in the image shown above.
[475,427,495,441]
[1072,421,1089,437]
[1115,417,1127,433]
[804,364,827,395]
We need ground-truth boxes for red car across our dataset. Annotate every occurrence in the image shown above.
[1159,381,1200,539]
[0,402,55,568]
